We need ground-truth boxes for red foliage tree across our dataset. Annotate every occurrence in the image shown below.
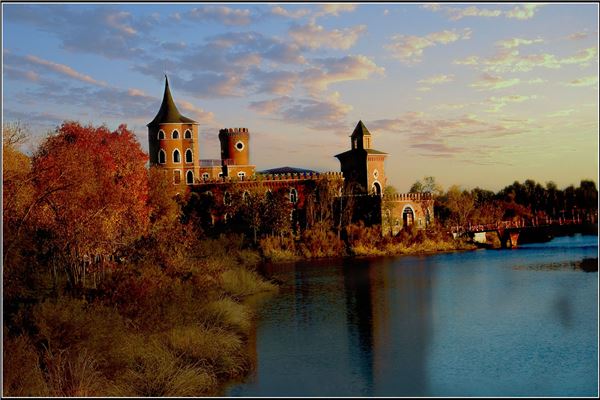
[31,122,150,289]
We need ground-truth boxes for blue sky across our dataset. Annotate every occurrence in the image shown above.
[3,3,598,191]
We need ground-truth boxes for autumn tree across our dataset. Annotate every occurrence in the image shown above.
[444,185,475,226]
[410,176,443,197]
[31,122,150,290]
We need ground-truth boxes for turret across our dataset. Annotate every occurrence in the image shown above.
[148,76,199,185]
[219,128,250,166]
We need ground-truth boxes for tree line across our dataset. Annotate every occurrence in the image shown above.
[409,176,598,227]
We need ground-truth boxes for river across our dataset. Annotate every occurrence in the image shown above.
[226,234,598,397]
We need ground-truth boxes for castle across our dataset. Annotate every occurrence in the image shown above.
[148,77,433,234]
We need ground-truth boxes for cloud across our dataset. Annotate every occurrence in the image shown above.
[505,4,542,20]
[547,109,576,117]
[248,69,299,95]
[249,92,353,130]
[270,5,311,19]
[563,76,599,87]
[369,112,527,158]
[422,3,542,21]
[302,55,385,94]
[485,95,538,113]
[470,73,520,90]
[454,47,597,73]
[385,28,472,64]
[495,37,543,49]
[4,65,40,82]
[3,5,151,59]
[417,74,454,85]
[315,4,357,18]
[25,55,108,87]
[289,22,367,50]
[567,30,594,41]
[182,6,253,26]
[447,6,502,21]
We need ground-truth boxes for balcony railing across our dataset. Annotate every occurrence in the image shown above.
[198,159,234,166]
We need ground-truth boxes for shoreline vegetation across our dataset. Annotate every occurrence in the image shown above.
[3,121,598,396]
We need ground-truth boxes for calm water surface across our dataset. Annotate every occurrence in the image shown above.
[226,234,598,396]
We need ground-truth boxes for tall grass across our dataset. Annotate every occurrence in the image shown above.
[220,267,277,298]
[199,297,253,333]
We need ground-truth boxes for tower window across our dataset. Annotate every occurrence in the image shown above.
[289,188,298,204]
[184,129,192,139]
[185,149,193,163]
[158,130,165,140]
[186,170,194,185]
[235,141,245,151]
[173,149,181,163]
[202,172,209,181]
[172,130,180,139]
[158,149,166,164]
[237,171,246,180]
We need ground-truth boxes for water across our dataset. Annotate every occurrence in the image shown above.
[226,235,598,397]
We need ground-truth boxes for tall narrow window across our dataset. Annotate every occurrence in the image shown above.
[186,170,194,185]
[202,172,209,181]
[172,130,180,139]
[289,188,298,204]
[184,129,192,139]
[185,149,193,163]
[158,130,165,140]
[158,149,166,164]
[173,149,181,163]
[223,191,232,206]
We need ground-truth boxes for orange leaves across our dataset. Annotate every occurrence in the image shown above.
[31,122,150,261]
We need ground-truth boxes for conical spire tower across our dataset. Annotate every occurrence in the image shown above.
[147,75,196,127]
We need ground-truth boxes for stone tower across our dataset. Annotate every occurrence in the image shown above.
[335,121,388,195]
[148,76,199,185]
[218,128,255,179]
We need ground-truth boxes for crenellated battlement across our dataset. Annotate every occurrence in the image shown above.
[219,128,249,134]
[196,171,344,185]
[383,192,433,201]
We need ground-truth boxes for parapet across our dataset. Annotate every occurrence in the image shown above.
[219,128,249,134]
[383,192,433,201]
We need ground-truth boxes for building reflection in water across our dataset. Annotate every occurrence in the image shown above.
[342,256,435,396]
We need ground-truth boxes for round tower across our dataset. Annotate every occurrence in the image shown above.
[219,128,250,165]
[148,76,199,185]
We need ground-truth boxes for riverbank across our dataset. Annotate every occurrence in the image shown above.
[3,234,277,397]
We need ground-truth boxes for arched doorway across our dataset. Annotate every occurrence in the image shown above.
[402,206,415,227]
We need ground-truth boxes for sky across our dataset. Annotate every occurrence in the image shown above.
[2,2,599,192]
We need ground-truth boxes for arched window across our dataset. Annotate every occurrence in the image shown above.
[158,130,165,140]
[158,149,166,164]
[242,191,250,203]
[202,172,209,181]
[289,188,298,204]
[173,149,181,163]
[186,170,194,185]
[184,129,192,139]
[173,170,181,184]
[372,182,382,196]
[223,191,232,206]
[237,171,246,180]
[172,130,180,139]
[185,149,193,163]
[402,206,414,227]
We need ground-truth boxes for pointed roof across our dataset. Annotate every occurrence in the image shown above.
[147,75,197,127]
[350,120,371,137]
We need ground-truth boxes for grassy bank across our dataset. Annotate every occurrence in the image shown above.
[3,234,277,397]
[259,222,477,262]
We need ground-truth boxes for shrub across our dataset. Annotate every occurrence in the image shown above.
[299,222,345,258]
[3,333,49,396]
[112,338,216,397]
[220,267,277,298]
[164,325,249,379]
[259,235,297,262]
[43,348,106,396]
[199,297,252,334]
